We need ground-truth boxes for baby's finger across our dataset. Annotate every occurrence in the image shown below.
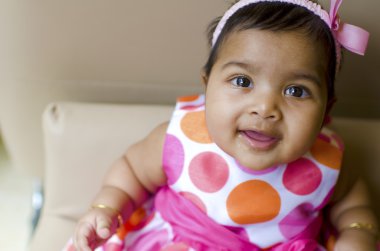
[95,217,112,239]
[75,221,94,251]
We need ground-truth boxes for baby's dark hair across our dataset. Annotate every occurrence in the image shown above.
[204,1,338,105]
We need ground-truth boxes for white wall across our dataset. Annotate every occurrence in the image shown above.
[0,0,379,176]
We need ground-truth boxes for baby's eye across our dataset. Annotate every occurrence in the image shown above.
[231,76,253,88]
[284,86,310,98]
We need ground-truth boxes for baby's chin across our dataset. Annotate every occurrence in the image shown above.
[235,157,281,172]
[235,151,305,171]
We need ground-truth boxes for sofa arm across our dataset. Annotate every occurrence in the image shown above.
[29,102,173,251]
[331,118,380,220]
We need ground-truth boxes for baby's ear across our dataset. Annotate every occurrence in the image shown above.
[325,97,337,115]
[322,97,337,126]
[201,70,208,86]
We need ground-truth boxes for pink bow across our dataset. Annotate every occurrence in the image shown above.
[329,0,369,55]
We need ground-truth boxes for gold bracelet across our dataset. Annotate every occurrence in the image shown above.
[91,204,124,228]
[343,222,378,236]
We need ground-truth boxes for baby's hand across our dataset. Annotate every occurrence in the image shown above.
[334,228,377,251]
[73,208,117,251]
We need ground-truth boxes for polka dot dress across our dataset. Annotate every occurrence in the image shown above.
[63,94,344,251]
[160,94,342,249]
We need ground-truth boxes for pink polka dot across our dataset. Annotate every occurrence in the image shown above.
[279,203,316,239]
[317,133,331,143]
[180,104,204,110]
[283,158,322,195]
[179,191,207,213]
[189,152,229,193]
[163,134,184,185]
[104,242,123,251]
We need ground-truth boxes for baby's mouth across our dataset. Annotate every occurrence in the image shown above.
[240,130,279,150]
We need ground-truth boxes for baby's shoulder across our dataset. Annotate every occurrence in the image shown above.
[126,121,169,168]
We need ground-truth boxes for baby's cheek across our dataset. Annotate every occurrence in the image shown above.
[282,140,312,164]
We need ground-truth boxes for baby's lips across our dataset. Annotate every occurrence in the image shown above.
[243,130,277,142]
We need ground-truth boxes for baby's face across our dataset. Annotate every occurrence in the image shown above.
[204,29,328,170]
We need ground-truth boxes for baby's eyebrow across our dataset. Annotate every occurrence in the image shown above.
[221,61,257,73]
[289,71,322,87]
[222,61,250,69]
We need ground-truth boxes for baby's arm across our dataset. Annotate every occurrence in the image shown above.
[330,177,378,251]
[73,122,168,251]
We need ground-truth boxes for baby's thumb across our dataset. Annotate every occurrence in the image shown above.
[95,217,112,239]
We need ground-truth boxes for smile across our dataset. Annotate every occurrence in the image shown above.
[239,130,279,151]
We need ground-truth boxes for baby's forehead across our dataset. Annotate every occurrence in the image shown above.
[215,29,329,79]
[219,28,327,59]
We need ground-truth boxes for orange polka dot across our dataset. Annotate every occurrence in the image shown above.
[129,207,147,226]
[326,234,337,251]
[117,207,150,239]
[177,95,200,102]
[227,180,281,224]
[181,111,212,144]
[310,138,342,170]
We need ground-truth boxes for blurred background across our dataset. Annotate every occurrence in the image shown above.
[0,0,379,250]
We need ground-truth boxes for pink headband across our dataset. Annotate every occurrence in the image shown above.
[212,0,370,65]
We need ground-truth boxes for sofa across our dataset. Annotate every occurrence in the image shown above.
[28,102,379,251]
[0,1,379,251]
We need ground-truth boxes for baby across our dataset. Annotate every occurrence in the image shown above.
[65,0,378,250]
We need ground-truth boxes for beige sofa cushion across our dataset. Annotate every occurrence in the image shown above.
[30,102,380,251]
[30,102,173,250]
